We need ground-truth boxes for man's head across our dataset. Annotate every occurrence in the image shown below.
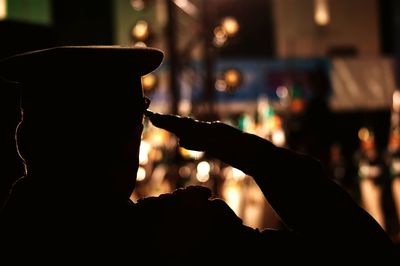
[0,46,163,200]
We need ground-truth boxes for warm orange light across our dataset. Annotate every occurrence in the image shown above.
[389,129,400,151]
[178,99,192,116]
[0,0,6,20]
[133,42,147,48]
[137,166,146,181]
[359,177,386,229]
[393,90,400,112]
[213,26,228,47]
[139,140,151,165]
[222,181,242,216]
[132,20,149,41]
[196,161,210,182]
[222,17,239,37]
[358,127,372,141]
[130,0,145,11]
[217,68,242,92]
[272,128,286,147]
[179,147,204,159]
[314,0,330,26]
[231,167,245,181]
[142,73,157,92]
[224,69,240,87]
[290,98,305,113]
[148,129,168,147]
[226,74,239,86]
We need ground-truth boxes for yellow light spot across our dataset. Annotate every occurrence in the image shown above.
[142,73,157,92]
[358,127,371,141]
[222,17,239,37]
[137,166,146,181]
[0,0,7,20]
[224,69,241,88]
[223,182,242,216]
[180,147,204,159]
[132,20,149,41]
[314,0,330,26]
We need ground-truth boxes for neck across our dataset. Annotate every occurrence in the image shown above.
[25,161,129,203]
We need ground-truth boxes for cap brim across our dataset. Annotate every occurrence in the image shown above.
[0,45,164,83]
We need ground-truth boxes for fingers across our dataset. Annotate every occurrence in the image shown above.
[144,109,176,131]
[172,185,212,200]
[144,110,240,152]
[145,110,208,151]
[144,109,196,137]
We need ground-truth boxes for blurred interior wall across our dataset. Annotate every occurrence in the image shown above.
[272,0,380,57]
[5,0,51,26]
[329,57,396,111]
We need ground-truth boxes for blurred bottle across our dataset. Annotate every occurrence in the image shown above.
[354,127,386,230]
[328,142,347,186]
[386,90,400,241]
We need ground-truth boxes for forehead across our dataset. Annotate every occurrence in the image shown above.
[24,72,143,96]
[20,74,146,124]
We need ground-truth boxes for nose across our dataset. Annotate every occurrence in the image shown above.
[143,96,151,110]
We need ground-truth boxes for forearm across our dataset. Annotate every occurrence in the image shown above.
[205,124,325,231]
[146,111,394,254]
[205,123,392,249]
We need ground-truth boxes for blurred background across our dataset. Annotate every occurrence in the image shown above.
[1,0,400,247]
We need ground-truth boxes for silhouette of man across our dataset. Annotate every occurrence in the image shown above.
[0,46,397,264]
[0,46,163,263]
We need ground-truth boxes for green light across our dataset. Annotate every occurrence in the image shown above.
[7,0,52,25]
